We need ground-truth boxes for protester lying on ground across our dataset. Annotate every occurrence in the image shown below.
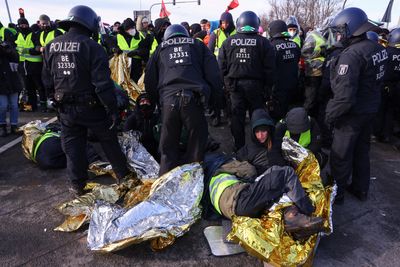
[203,153,324,240]
[275,107,328,168]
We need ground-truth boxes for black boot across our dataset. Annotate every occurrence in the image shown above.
[283,206,324,239]
[10,125,20,135]
[0,125,7,137]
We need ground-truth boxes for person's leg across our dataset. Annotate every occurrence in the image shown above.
[8,93,19,131]
[159,97,182,175]
[230,89,246,150]
[0,95,8,136]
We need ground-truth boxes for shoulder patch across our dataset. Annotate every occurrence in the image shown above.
[338,64,348,75]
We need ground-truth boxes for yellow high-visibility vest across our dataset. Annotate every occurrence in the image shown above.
[209,173,240,215]
[15,32,42,62]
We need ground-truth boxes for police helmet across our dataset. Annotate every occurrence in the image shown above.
[268,20,288,38]
[59,5,100,34]
[163,24,189,40]
[331,7,375,40]
[388,28,400,48]
[236,11,260,34]
[366,31,379,43]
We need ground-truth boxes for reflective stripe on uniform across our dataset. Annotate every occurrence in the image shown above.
[32,131,60,162]
[209,173,240,214]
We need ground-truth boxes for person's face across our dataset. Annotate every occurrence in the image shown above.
[142,21,149,29]
[221,21,228,30]
[200,23,207,31]
[255,129,269,144]
[40,20,50,31]
[288,27,297,37]
[113,23,120,32]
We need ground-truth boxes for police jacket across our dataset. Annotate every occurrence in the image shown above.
[270,35,300,92]
[218,33,275,89]
[383,46,400,86]
[43,26,118,113]
[319,45,343,104]
[326,36,388,124]
[144,36,223,105]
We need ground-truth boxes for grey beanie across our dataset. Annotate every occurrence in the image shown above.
[285,107,310,134]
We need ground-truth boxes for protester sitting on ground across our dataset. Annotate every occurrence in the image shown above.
[203,153,325,240]
[236,109,286,175]
[275,107,328,168]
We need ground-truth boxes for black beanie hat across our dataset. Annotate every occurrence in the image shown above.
[286,107,310,134]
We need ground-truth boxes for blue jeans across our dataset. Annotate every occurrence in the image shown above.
[0,93,19,125]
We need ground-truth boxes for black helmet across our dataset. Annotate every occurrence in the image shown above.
[268,20,288,38]
[163,24,189,40]
[366,31,379,43]
[59,5,100,33]
[331,7,375,40]
[388,28,400,48]
[236,11,260,34]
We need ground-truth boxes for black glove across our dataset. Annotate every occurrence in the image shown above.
[112,47,123,55]
[127,50,139,57]
[109,112,121,131]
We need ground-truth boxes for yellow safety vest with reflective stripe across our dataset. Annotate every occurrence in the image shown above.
[213,28,236,56]
[15,32,43,62]
[209,173,240,215]
[32,131,60,162]
[40,30,56,47]
[291,35,301,48]
[309,32,325,63]
[150,38,158,55]
[117,33,144,59]
[284,129,311,148]
[0,27,5,41]
[58,28,65,34]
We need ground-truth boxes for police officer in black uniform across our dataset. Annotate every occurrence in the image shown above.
[218,11,275,150]
[145,24,223,175]
[374,28,400,142]
[43,5,134,195]
[268,20,301,119]
[326,7,388,204]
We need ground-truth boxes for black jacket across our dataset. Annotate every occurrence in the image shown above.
[144,36,223,106]
[236,109,285,175]
[0,42,22,95]
[383,46,400,86]
[326,36,388,124]
[270,36,300,94]
[43,26,118,113]
[218,33,275,89]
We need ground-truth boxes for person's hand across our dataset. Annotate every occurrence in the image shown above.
[109,112,121,131]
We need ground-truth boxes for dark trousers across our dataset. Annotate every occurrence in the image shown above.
[304,76,322,117]
[60,105,129,187]
[130,58,143,83]
[159,95,208,176]
[230,80,265,150]
[235,166,311,218]
[375,87,398,140]
[24,74,46,110]
[330,114,374,197]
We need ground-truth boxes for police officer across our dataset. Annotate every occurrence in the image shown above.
[268,20,301,119]
[374,28,400,143]
[218,11,275,151]
[145,24,223,175]
[326,7,388,204]
[43,5,135,195]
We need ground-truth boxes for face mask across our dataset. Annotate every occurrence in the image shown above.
[127,29,136,36]
[288,30,296,37]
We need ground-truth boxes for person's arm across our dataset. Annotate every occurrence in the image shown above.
[263,39,276,91]
[144,47,160,103]
[307,118,322,155]
[207,31,217,53]
[325,52,360,125]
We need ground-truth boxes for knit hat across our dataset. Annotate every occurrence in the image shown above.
[285,107,310,134]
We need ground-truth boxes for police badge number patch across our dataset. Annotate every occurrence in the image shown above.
[338,64,349,75]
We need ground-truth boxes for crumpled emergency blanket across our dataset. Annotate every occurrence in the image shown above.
[109,53,144,101]
[87,163,204,252]
[20,120,48,161]
[228,137,336,266]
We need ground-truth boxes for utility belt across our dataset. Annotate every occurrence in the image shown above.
[175,89,206,107]
[54,92,101,107]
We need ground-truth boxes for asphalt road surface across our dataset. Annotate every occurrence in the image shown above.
[1,112,399,266]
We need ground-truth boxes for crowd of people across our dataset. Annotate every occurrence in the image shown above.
[1,4,400,239]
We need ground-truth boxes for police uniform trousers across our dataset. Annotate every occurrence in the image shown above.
[59,105,129,187]
[330,114,374,198]
[159,94,208,176]
[230,79,265,150]
[235,166,312,218]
